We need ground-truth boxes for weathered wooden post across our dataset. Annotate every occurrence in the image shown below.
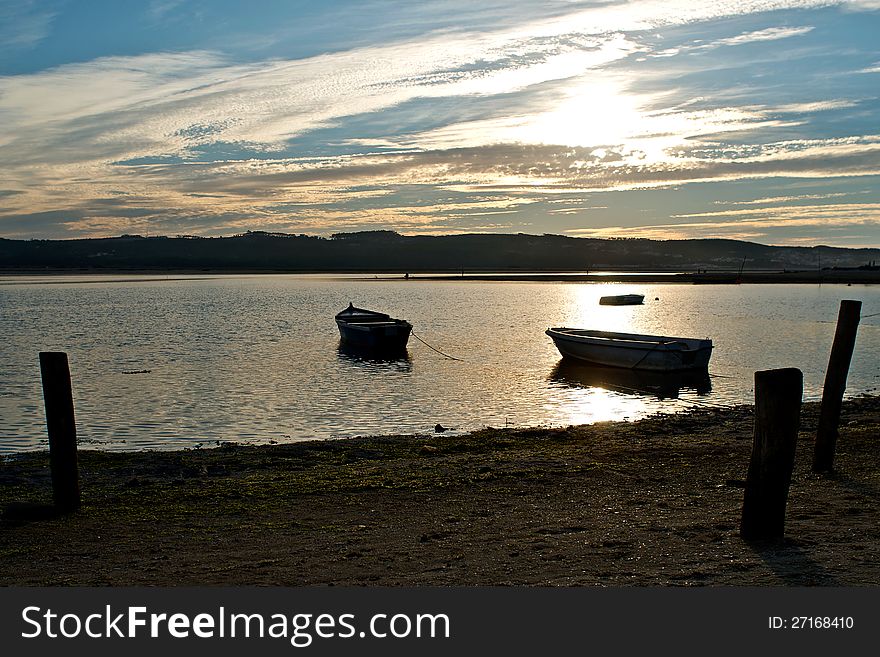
[39,351,81,513]
[813,300,861,473]
[741,368,803,541]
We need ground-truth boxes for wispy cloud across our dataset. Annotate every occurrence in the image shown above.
[148,0,186,20]
[773,100,857,113]
[841,0,880,11]
[708,26,815,47]
[6,132,877,238]
[714,192,850,205]
[565,203,880,244]
[0,0,878,243]
[671,202,880,221]
[0,1,57,52]
[649,23,816,58]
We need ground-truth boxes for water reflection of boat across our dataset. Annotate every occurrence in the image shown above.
[335,303,412,351]
[549,360,711,399]
[337,343,412,372]
[546,328,713,371]
[599,294,644,305]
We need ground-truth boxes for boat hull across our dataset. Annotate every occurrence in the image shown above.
[335,305,412,351]
[599,294,645,306]
[546,328,712,371]
[336,320,412,351]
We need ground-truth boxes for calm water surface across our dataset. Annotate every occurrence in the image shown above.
[1,275,878,452]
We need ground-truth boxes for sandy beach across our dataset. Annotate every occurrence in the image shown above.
[1,396,879,586]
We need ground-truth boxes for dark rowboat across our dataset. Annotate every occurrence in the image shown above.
[599,294,645,305]
[335,303,412,351]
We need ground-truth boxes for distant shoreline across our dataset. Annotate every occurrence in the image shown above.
[414,270,880,284]
[2,268,879,284]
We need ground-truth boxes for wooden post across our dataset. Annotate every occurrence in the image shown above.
[39,352,81,513]
[813,300,861,473]
[741,368,802,541]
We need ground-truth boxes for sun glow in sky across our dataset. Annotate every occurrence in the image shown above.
[0,0,878,245]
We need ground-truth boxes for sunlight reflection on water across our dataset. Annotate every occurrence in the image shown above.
[1,275,878,452]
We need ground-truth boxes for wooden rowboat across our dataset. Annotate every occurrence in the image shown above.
[546,327,712,371]
[335,303,412,351]
[599,294,645,306]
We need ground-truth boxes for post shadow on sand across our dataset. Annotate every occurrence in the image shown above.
[745,538,844,586]
[745,461,879,586]
[548,359,712,399]
[830,470,880,502]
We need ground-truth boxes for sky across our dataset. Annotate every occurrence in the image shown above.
[1,1,879,246]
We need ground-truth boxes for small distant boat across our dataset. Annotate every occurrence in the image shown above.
[546,328,712,371]
[335,303,412,351]
[599,294,644,306]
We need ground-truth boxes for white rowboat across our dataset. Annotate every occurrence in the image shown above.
[546,327,712,371]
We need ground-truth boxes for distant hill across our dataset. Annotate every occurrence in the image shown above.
[1,231,878,273]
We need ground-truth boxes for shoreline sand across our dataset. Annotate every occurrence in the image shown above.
[1,396,879,586]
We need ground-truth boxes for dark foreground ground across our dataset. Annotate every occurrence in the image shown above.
[1,397,878,586]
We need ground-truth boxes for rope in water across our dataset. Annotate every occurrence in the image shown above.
[816,311,880,323]
[410,330,462,361]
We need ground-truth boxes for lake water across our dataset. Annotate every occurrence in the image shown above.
[1,274,878,453]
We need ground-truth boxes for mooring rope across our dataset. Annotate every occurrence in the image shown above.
[629,340,673,370]
[408,329,744,410]
[709,371,738,379]
[410,330,462,361]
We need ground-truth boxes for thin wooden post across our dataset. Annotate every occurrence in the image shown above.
[741,368,802,541]
[39,352,81,513]
[813,300,861,473]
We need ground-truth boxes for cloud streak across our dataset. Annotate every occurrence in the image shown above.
[0,1,57,53]
[565,203,880,244]
[0,0,878,244]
